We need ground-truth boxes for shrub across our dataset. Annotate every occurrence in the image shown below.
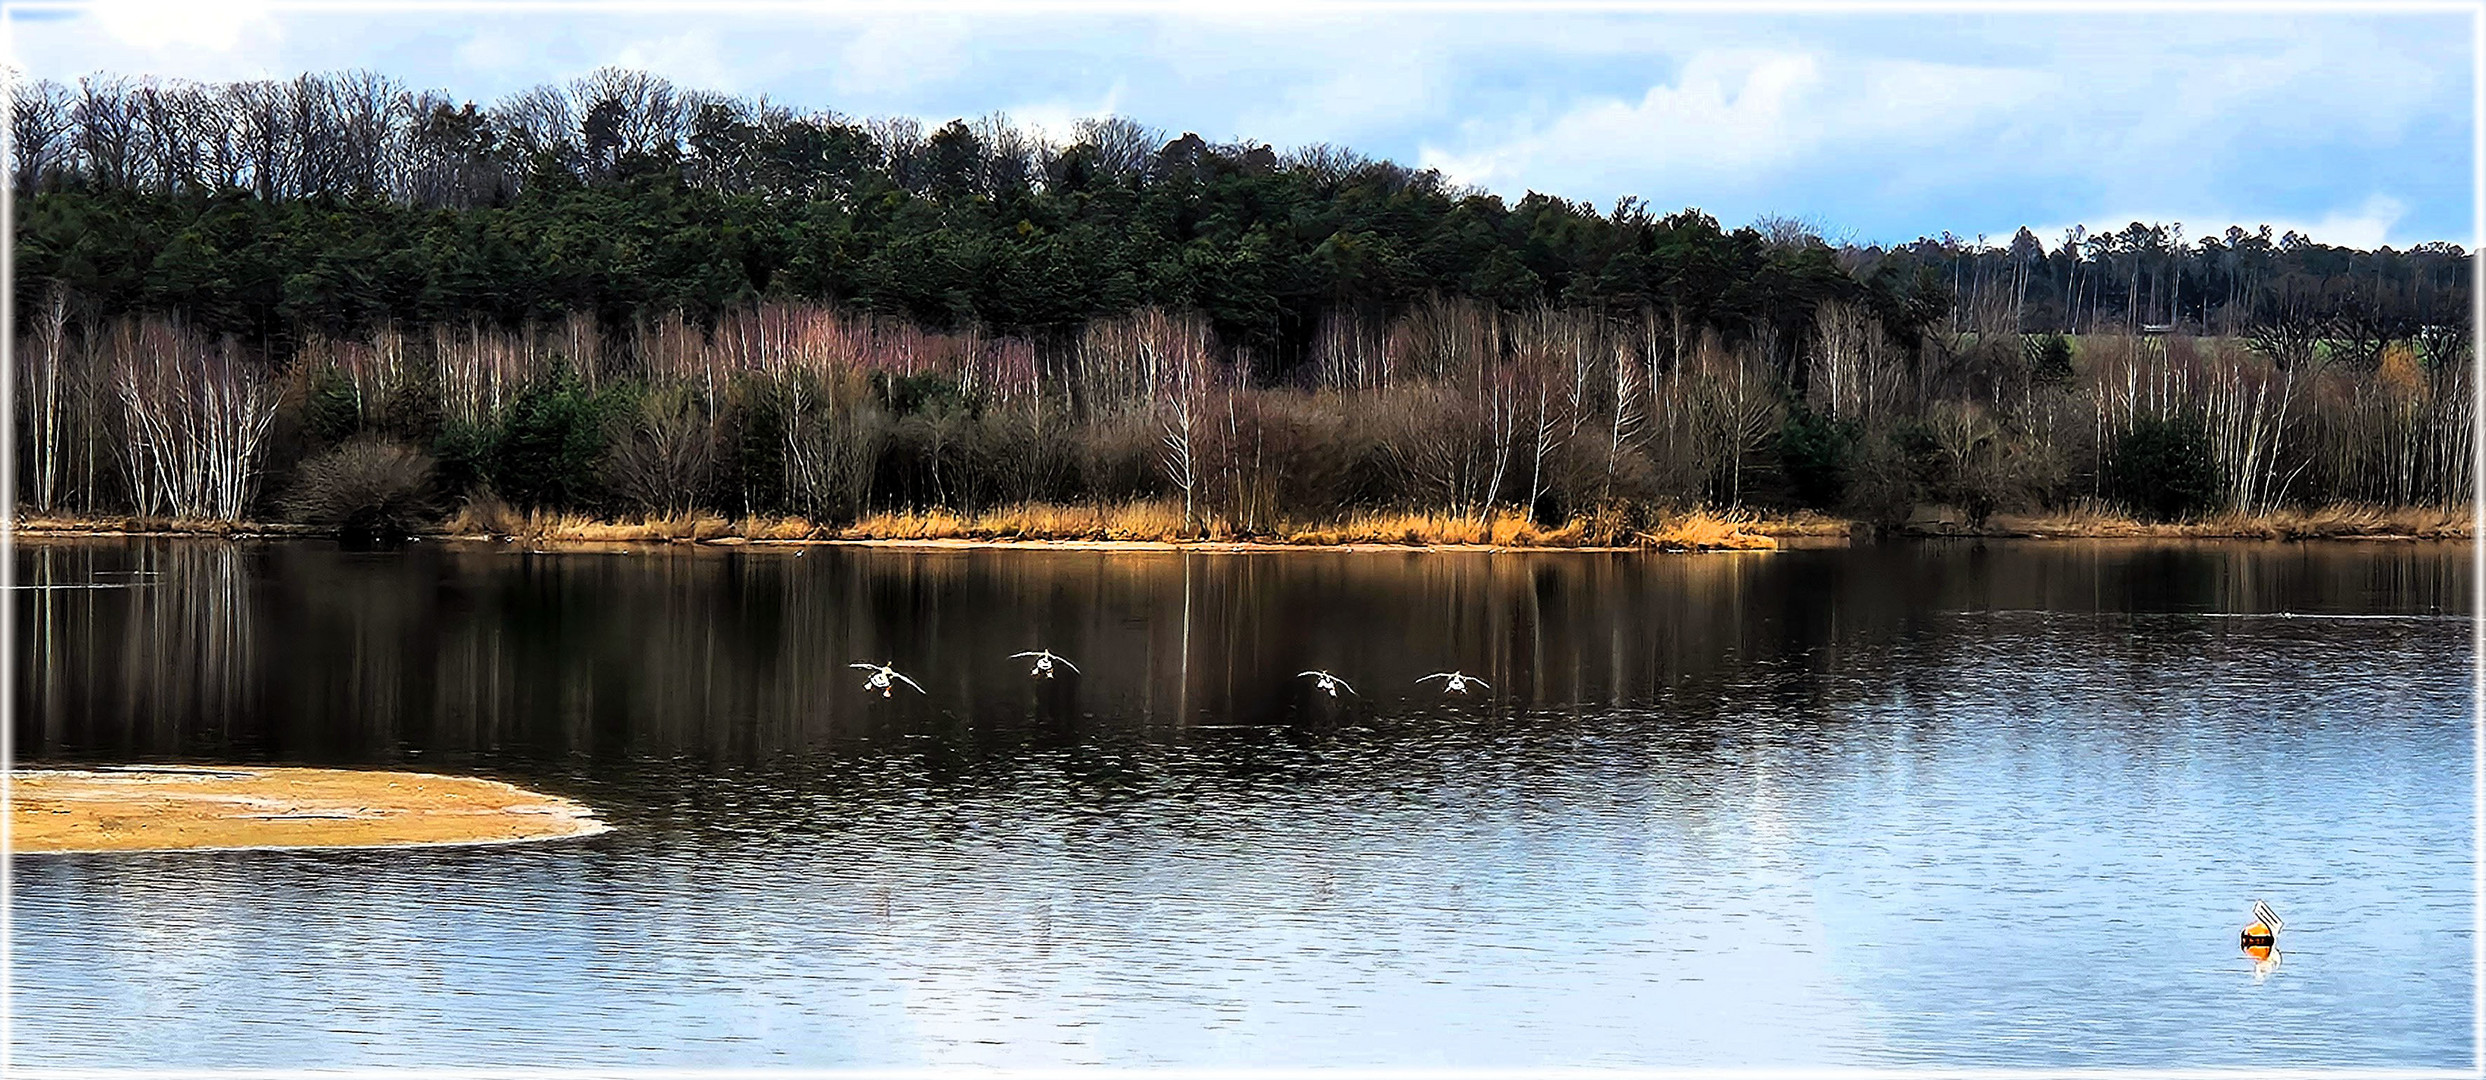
[607,383,718,516]
[491,364,613,509]
[2026,333,2075,387]
[1843,426,1926,527]
[430,420,495,499]
[282,436,438,540]
[378,357,444,444]
[1777,407,1857,510]
[300,367,364,447]
[2108,413,2220,521]
[874,372,973,418]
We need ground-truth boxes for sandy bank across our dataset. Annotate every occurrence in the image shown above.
[12,766,608,854]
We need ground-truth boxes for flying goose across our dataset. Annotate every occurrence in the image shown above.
[1419,671,1489,694]
[1011,649,1080,678]
[849,661,925,698]
[1298,671,1355,697]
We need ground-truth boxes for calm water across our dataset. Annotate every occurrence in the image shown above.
[10,537,2476,1069]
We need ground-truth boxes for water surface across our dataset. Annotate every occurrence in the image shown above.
[12,538,2474,1068]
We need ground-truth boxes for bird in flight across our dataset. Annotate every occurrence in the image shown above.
[1419,671,1490,694]
[849,661,925,698]
[1298,671,1355,697]
[1012,649,1080,678]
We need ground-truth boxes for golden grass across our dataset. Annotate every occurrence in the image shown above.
[14,766,606,853]
[1995,501,2475,540]
[1739,510,1854,538]
[734,515,821,541]
[443,495,742,543]
[11,513,320,536]
[1638,508,1780,551]
[440,493,526,537]
[841,501,1198,542]
[14,500,2470,548]
[1283,510,1590,547]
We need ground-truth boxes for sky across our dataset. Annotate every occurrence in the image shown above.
[4,1,2475,250]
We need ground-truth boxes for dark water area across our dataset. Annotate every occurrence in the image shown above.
[10,538,2476,1068]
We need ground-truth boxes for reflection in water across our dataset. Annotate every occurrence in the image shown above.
[10,538,2475,1068]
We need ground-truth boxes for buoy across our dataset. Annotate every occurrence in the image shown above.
[2241,899,2283,950]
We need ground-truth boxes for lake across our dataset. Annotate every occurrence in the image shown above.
[10,537,2475,1069]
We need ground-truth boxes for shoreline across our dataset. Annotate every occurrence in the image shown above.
[10,504,2472,550]
[11,766,609,854]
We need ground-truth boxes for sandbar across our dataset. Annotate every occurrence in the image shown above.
[11,766,608,854]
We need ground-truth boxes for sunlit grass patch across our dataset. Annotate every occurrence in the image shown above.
[1640,508,1779,551]
[2001,500,2473,540]
[1275,510,1596,547]
[837,501,1193,542]
[734,515,819,541]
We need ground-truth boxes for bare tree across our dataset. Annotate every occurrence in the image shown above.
[1603,339,1645,503]
[492,82,580,175]
[1074,116,1159,179]
[73,76,139,190]
[11,77,73,191]
[1807,300,1902,426]
[21,284,71,510]
[1692,339,1781,507]
[110,319,281,521]
[1475,358,1522,524]
[1142,310,1212,534]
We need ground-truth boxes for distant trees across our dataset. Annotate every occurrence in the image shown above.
[14,291,2473,529]
[9,67,2475,529]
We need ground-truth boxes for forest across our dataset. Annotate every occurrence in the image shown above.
[11,68,2476,540]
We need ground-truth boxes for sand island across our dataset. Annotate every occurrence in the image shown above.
[12,766,608,854]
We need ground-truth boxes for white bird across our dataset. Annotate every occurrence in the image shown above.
[849,661,925,698]
[1298,671,1355,697]
[1419,671,1490,694]
[1011,649,1081,678]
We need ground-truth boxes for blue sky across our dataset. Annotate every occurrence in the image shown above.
[6,2,2475,249]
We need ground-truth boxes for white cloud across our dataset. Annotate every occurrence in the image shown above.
[1228,31,1442,149]
[1002,80,1126,145]
[452,29,528,77]
[17,0,286,82]
[85,0,274,54]
[1418,49,2054,202]
[828,15,972,100]
[611,30,737,94]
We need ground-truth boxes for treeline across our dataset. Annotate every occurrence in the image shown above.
[9,68,2476,534]
[19,295,2473,535]
[22,69,2471,355]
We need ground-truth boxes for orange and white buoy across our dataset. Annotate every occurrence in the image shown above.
[2241,899,2283,952]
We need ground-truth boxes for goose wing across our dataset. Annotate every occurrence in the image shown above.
[1010,651,1044,659]
[1052,655,1081,673]
[890,671,926,693]
[1417,672,1453,683]
[849,662,883,671]
[1469,677,1490,688]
